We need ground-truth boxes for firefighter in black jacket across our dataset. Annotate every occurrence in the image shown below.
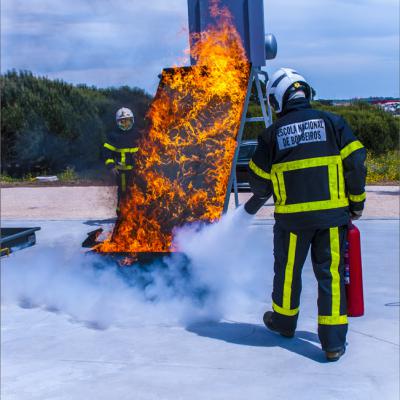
[103,107,140,214]
[245,68,366,361]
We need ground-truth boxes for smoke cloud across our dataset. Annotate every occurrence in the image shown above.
[1,207,272,329]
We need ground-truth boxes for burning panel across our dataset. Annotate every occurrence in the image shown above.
[188,0,266,66]
[96,0,250,255]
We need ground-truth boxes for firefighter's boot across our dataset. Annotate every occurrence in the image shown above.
[263,311,295,338]
[325,346,346,362]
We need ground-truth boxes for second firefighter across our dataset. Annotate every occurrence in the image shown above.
[103,107,140,214]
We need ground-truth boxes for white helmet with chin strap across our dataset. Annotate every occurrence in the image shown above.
[116,107,134,131]
[267,68,312,114]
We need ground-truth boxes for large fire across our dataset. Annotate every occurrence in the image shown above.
[97,0,250,254]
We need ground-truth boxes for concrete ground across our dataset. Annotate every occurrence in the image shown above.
[1,185,399,220]
[1,218,399,400]
[1,185,399,399]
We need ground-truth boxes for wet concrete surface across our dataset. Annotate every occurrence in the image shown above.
[1,218,399,400]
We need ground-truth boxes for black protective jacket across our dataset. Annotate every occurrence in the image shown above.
[103,129,140,171]
[103,129,140,197]
[248,98,367,231]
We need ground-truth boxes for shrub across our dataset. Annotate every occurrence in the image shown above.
[57,167,78,182]
[243,100,399,156]
[313,101,399,155]
[366,151,399,183]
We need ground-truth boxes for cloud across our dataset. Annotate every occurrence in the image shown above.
[263,0,399,97]
[1,0,399,97]
[1,0,189,92]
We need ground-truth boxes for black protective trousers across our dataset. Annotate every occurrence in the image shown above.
[116,171,133,214]
[271,223,348,352]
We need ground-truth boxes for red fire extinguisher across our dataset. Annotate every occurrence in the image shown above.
[344,222,364,317]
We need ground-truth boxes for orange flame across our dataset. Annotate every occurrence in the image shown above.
[97,0,250,254]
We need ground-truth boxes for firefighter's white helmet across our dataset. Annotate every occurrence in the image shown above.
[267,68,311,113]
[116,107,134,131]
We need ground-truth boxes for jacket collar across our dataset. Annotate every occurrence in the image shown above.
[279,97,312,117]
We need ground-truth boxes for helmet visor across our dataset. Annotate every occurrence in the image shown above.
[117,117,133,131]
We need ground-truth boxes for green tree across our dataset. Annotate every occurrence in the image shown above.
[1,71,152,177]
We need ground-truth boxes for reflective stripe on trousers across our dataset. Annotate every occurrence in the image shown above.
[120,172,126,192]
[271,224,348,350]
[272,232,299,316]
[317,227,348,326]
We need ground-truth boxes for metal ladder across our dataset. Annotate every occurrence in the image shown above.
[223,66,273,212]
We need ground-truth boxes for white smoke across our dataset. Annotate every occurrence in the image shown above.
[1,207,272,329]
[173,207,270,321]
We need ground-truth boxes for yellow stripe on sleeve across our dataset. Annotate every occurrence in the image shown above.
[340,140,364,159]
[249,160,271,180]
[349,192,366,202]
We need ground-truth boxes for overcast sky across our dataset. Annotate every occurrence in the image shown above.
[1,0,399,98]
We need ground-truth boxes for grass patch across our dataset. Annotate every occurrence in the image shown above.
[366,150,399,184]
[57,167,78,182]
[0,173,35,183]
[1,167,78,184]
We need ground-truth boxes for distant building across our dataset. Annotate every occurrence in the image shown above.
[370,100,400,116]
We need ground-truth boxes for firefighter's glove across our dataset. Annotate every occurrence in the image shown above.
[244,195,270,215]
[350,209,363,220]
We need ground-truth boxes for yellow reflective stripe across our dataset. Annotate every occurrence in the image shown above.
[104,143,139,153]
[349,192,366,202]
[318,315,348,325]
[283,233,297,310]
[271,173,281,204]
[105,159,115,165]
[104,143,117,151]
[249,160,271,180]
[1,247,10,256]
[275,198,349,214]
[121,152,126,165]
[273,301,299,317]
[338,162,345,198]
[121,173,126,192]
[103,143,117,151]
[277,172,287,205]
[330,227,341,317]
[116,165,133,171]
[270,155,351,213]
[328,164,338,200]
[271,156,341,173]
[340,140,364,160]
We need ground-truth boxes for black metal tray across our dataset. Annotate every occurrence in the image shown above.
[0,227,41,256]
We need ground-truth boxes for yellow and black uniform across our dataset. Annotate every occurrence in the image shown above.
[103,129,140,210]
[248,97,366,351]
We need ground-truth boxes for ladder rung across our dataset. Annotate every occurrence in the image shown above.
[246,117,267,122]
